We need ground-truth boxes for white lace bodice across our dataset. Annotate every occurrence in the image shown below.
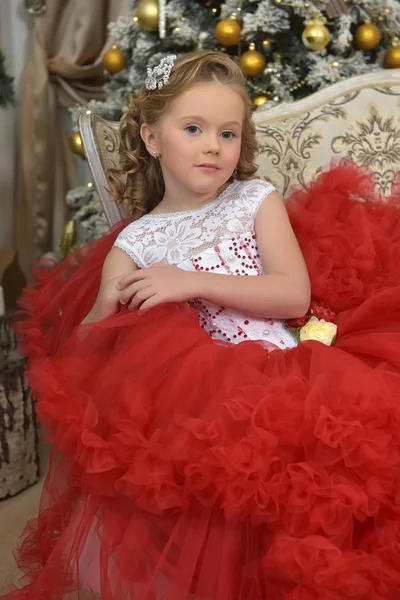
[114,179,297,350]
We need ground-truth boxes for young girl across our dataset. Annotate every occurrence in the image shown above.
[4,51,400,600]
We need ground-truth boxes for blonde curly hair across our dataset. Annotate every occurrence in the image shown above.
[108,50,259,218]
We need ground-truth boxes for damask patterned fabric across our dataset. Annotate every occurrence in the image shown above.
[254,84,400,197]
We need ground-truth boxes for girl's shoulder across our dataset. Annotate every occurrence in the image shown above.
[235,176,276,193]
[231,177,277,213]
[115,178,277,240]
[114,215,149,247]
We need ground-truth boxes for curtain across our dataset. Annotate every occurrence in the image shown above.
[16,0,130,279]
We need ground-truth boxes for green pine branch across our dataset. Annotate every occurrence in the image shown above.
[0,50,14,108]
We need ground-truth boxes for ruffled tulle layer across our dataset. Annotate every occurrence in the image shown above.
[4,164,400,600]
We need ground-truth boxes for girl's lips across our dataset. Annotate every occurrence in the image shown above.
[197,164,220,173]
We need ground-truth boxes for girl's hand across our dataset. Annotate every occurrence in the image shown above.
[117,263,199,311]
[99,276,126,314]
[82,275,125,324]
[84,276,124,323]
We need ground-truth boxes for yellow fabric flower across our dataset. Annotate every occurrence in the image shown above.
[299,316,337,346]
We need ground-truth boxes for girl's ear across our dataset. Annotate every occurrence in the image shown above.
[140,123,159,157]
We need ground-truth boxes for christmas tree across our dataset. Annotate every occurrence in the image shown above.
[73,0,400,122]
[0,50,14,108]
[65,0,400,251]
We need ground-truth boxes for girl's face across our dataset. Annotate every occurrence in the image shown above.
[144,81,244,199]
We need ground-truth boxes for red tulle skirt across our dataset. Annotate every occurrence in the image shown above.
[4,164,400,600]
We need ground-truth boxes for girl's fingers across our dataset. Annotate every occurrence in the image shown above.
[118,270,147,290]
[120,281,149,305]
[138,294,160,312]
[128,286,155,310]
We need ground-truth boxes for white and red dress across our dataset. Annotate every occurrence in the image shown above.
[4,164,400,600]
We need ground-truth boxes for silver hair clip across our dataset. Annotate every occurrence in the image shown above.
[145,55,177,91]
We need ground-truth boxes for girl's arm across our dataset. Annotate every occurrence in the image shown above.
[81,246,138,324]
[192,191,310,319]
[118,192,310,319]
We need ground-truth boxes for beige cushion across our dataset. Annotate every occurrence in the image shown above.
[253,69,400,198]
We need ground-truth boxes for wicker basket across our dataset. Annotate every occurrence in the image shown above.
[0,313,39,499]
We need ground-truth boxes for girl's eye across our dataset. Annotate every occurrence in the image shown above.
[221,131,236,140]
[186,125,200,134]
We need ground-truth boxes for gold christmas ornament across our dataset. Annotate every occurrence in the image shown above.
[102,45,126,74]
[354,23,382,50]
[384,42,400,69]
[252,94,269,110]
[302,14,330,51]
[60,219,77,259]
[69,131,84,157]
[215,18,241,47]
[240,44,266,77]
[136,0,159,32]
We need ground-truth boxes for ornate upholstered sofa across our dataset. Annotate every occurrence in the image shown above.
[79,69,400,228]
[253,69,400,198]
